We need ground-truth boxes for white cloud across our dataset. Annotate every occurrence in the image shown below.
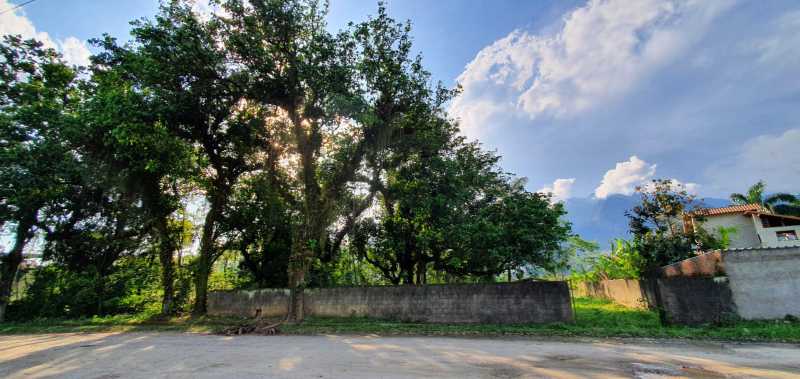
[59,37,91,67]
[192,0,229,20]
[594,156,656,198]
[0,0,91,67]
[450,0,734,139]
[593,155,701,198]
[707,129,800,194]
[538,178,576,203]
[639,178,699,195]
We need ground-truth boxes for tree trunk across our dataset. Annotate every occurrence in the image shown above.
[95,270,106,315]
[156,217,177,316]
[0,213,35,322]
[193,261,210,316]
[192,195,224,316]
[415,260,427,285]
[287,236,312,323]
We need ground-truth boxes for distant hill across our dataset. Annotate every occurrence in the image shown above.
[563,194,729,249]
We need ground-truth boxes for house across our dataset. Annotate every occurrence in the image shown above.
[683,204,800,249]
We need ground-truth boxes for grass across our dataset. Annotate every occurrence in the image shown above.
[2,298,799,343]
[0,312,245,335]
[281,298,800,342]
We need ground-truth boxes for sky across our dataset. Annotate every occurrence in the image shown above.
[2,0,799,203]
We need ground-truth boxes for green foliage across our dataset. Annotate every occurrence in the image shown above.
[570,239,642,282]
[309,247,389,287]
[730,180,799,215]
[695,226,738,251]
[218,174,293,288]
[0,35,84,320]
[7,257,162,320]
[627,179,708,274]
[206,252,252,291]
[353,115,571,284]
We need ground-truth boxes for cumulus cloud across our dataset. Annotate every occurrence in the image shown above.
[0,0,91,67]
[594,156,656,198]
[450,0,734,137]
[449,0,800,198]
[538,178,576,203]
[592,156,699,198]
[59,36,92,67]
[638,178,699,195]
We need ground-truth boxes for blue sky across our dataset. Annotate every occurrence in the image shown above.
[3,0,799,202]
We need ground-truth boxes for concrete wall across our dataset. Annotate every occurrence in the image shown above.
[655,277,736,325]
[209,281,574,324]
[573,278,733,325]
[724,246,800,320]
[756,225,800,248]
[576,246,800,324]
[208,288,290,318]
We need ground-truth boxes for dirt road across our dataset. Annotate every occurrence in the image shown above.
[1,332,798,378]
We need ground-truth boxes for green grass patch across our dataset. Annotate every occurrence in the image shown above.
[0,311,248,335]
[2,297,799,343]
[281,298,800,342]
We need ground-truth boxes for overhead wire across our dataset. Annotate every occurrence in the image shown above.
[0,0,38,16]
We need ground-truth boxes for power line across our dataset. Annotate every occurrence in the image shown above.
[0,0,38,16]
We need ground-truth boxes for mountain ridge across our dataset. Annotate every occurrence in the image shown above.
[563,194,730,248]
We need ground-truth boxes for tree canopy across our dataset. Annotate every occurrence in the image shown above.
[0,0,573,322]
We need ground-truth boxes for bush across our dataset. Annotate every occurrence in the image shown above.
[7,256,163,320]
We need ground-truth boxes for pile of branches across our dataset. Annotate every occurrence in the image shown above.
[219,320,282,336]
[217,310,283,336]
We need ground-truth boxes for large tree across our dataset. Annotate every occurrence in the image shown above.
[76,61,195,315]
[0,36,82,321]
[219,0,438,320]
[94,1,269,314]
[43,166,148,315]
[354,124,570,284]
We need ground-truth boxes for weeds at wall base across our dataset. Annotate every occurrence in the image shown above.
[1,298,798,343]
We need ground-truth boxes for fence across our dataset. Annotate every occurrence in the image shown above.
[573,246,800,324]
[209,281,574,324]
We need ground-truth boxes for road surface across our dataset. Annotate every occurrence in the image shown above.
[1,332,799,378]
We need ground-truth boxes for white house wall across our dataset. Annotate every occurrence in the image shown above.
[698,214,761,249]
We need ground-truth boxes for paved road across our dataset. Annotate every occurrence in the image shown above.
[1,333,799,378]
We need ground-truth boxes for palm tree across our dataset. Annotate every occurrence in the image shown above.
[730,181,799,215]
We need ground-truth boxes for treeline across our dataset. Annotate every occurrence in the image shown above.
[0,1,571,322]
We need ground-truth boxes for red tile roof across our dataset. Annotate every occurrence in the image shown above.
[689,204,768,217]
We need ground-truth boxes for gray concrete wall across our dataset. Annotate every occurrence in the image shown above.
[208,288,290,318]
[655,277,736,325]
[574,247,800,324]
[209,281,573,324]
[724,246,800,320]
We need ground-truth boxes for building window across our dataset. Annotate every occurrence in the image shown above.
[776,230,798,241]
